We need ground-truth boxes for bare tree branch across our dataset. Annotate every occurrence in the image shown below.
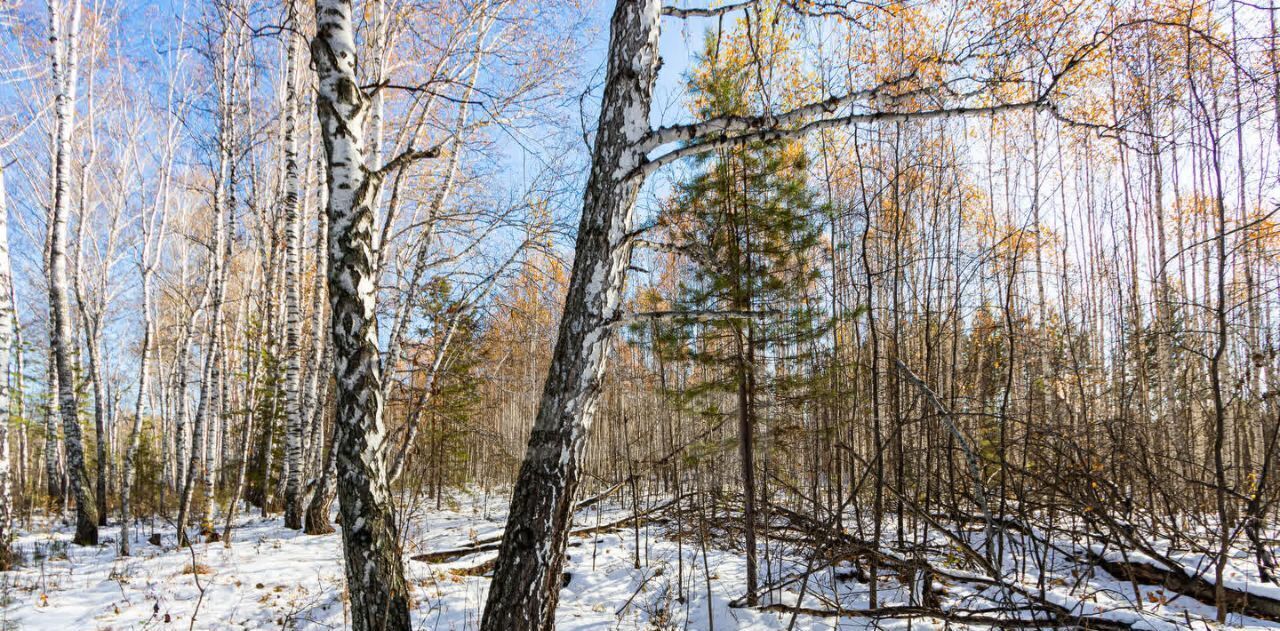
[609,309,781,330]
[661,1,757,18]
[373,141,448,180]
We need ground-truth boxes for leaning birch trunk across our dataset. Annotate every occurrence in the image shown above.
[281,20,306,530]
[175,31,232,541]
[41,108,62,511]
[304,339,335,537]
[72,48,108,531]
[200,293,226,539]
[47,0,97,546]
[303,176,330,491]
[202,21,243,538]
[119,281,152,556]
[85,322,107,527]
[481,2,660,628]
[170,276,207,499]
[120,163,168,555]
[8,274,22,534]
[303,163,332,529]
[312,2,411,628]
[175,303,219,545]
[0,164,16,568]
[222,279,263,544]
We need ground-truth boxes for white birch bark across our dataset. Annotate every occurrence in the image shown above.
[0,163,15,568]
[302,161,329,489]
[47,0,97,546]
[9,279,23,517]
[302,159,332,537]
[119,238,154,556]
[175,266,220,544]
[176,8,236,541]
[120,123,172,555]
[481,3,660,628]
[171,259,208,499]
[311,1,418,626]
[68,49,112,529]
[281,17,306,530]
[43,340,61,503]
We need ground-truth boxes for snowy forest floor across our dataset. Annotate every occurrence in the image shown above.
[2,493,1280,630]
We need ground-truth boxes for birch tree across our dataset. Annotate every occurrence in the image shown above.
[175,3,239,543]
[0,162,15,568]
[47,0,97,546]
[120,72,179,553]
[311,1,442,627]
[281,0,306,531]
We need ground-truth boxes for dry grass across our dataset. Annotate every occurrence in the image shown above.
[181,562,213,575]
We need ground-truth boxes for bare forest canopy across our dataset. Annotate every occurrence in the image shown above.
[0,0,1278,629]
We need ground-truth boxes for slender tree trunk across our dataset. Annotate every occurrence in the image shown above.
[43,352,61,506]
[281,10,306,531]
[119,282,152,556]
[175,297,219,545]
[120,174,167,555]
[222,322,261,544]
[86,322,107,526]
[171,285,204,499]
[1208,116,1232,628]
[47,0,97,546]
[303,182,330,494]
[734,312,759,604]
[11,279,24,522]
[176,10,235,541]
[0,164,16,568]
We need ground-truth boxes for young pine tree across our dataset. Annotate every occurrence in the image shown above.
[654,34,826,604]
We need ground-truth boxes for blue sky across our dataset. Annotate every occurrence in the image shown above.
[0,0,730,391]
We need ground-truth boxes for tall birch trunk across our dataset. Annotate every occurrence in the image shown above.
[47,0,97,546]
[70,55,110,529]
[303,166,329,490]
[10,279,24,522]
[0,164,15,568]
[481,2,660,628]
[119,267,152,556]
[304,411,337,536]
[120,151,169,555]
[304,220,334,536]
[85,319,107,526]
[176,10,235,541]
[312,2,411,628]
[171,273,207,499]
[282,18,306,530]
[175,280,219,545]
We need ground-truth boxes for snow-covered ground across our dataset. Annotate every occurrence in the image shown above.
[2,495,1279,629]
[0,497,853,630]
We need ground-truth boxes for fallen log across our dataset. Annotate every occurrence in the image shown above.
[412,495,684,564]
[946,512,1280,622]
[574,480,626,511]
[765,501,1144,629]
[1090,553,1280,622]
[443,541,586,577]
[752,603,1136,630]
